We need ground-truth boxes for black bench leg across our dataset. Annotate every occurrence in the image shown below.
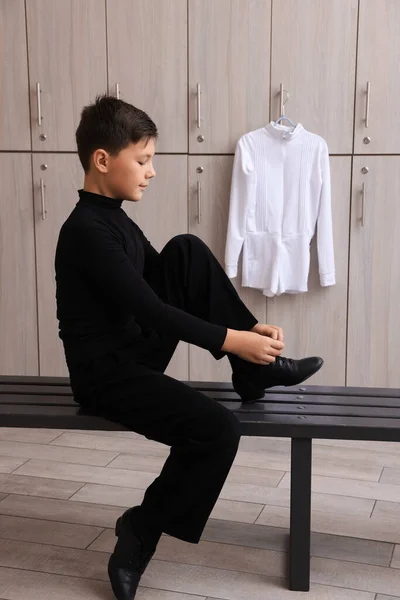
[289,437,312,592]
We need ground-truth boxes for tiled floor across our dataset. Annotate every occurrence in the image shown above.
[0,428,399,599]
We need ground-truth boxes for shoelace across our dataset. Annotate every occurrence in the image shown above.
[275,356,295,368]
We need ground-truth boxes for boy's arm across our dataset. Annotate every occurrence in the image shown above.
[130,220,160,281]
[73,224,227,353]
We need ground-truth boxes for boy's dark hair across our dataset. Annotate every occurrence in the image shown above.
[76,95,158,172]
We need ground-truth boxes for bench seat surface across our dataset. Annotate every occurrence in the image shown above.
[1,376,400,441]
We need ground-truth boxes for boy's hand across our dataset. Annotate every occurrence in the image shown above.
[251,323,284,342]
[222,329,284,364]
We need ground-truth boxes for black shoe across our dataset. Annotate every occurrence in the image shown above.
[108,509,156,600]
[232,356,324,404]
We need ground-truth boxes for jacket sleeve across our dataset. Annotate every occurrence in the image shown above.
[73,224,227,353]
[317,141,336,287]
[225,136,255,278]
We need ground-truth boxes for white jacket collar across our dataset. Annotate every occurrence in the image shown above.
[265,121,304,140]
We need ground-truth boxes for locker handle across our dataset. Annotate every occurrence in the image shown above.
[40,178,46,220]
[361,182,366,227]
[196,83,201,128]
[115,83,120,99]
[365,81,371,128]
[197,181,201,224]
[36,82,42,126]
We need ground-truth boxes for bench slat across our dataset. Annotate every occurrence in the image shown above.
[1,377,400,399]
[2,387,400,410]
[2,404,400,441]
[2,393,400,418]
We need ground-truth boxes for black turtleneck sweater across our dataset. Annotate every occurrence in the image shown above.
[55,190,227,379]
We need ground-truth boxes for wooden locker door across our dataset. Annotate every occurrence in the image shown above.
[123,155,189,381]
[266,157,351,386]
[188,156,267,382]
[107,0,187,153]
[355,0,400,153]
[0,154,38,374]
[189,0,271,154]
[271,0,358,154]
[0,0,31,150]
[348,157,400,387]
[33,154,82,376]
[26,0,107,151]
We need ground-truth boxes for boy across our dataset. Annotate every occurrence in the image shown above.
[55,95,323,600]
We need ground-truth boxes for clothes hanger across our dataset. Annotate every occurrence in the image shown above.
[275,114,297,128]
[274,85,297,130]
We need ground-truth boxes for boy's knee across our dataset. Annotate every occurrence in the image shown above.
[212,407,241,450]
[168,233,205,249]
[225,411,241,448]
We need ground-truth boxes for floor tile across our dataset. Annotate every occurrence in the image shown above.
[142,560,375,600]
[0,473,83,499]
[312,445,400,470]
[0,538,108,580]
[0,494,122,528]
[234,449,382,481]
[381,468,400,485]
[256,504,400,543]
[69,429,142,440]
[69,482,145,506]
[0,562,204,600]
[110,453,284,486]
[13,459,158,488]
[105,452,167,472]
[154,536,286,578]
[0,566,109,600]
[69,486,263,524]
[391,545,400,568]
[279,472,400,503]
[226,466,284,486]
[0,456,28,474]
[310,556,400,596]
[90,519,287,554]
[220,481,373,516]
[51,431,168,455]
[0,514,102,548]
[372,501,400,521]
[238,437,291,453]
[209,498,264,524]
[315,439,400,455]
[0,440,118,467]
[201,517,393,566]
[0,428,64,444]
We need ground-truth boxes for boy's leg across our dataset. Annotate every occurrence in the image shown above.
[141,233,257,375]
[143,234,322,397]
[93,369,240,598]
[148,234,258,353]
[98,370,240,542]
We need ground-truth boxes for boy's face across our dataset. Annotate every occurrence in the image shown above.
[92,137,156,202]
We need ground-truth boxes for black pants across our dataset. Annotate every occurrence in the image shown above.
[88,234,258,543]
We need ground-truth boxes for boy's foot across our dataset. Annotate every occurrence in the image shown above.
[108,508,158,600]
[232,356,324,404]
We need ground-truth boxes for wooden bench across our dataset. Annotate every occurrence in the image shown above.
[1,375,400,592]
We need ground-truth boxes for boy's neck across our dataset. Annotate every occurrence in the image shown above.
[83,176,115,199]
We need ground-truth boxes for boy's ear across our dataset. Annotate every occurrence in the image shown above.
[92,149,109,173]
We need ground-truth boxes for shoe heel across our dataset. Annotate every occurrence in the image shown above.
[115,516,122,537]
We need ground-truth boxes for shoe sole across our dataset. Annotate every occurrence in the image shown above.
[242,358,324,404]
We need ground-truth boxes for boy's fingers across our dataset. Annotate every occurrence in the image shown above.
[270,339,284,350]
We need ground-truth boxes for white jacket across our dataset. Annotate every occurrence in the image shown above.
[224,122,335,297]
